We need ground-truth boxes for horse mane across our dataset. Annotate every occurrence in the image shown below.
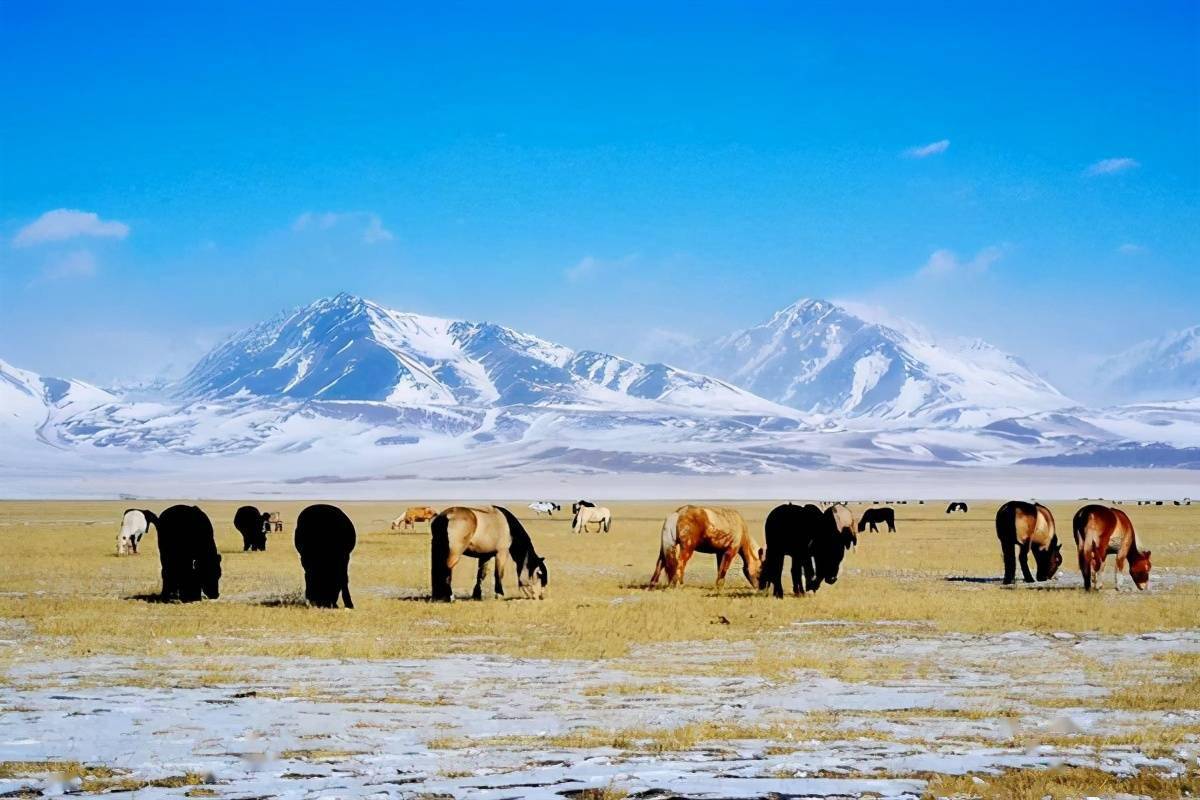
[493,505,540,568]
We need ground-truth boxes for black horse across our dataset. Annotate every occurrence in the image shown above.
[234,505,271,551]
[946,502,969,514]
[157,505,222,602]
[295,504,356,608]
[759,503,850,597]
[858,507,896,533]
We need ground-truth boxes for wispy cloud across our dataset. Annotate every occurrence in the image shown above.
[565,253,638,282]
[1085,157,1139,176]
[292,211,394,244]
[917,245,1005,279]
[13,209,129,248]
[1117,242,1146,255]
[903,139,950,159]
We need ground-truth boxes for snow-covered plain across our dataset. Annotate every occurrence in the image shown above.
[2,629,1195,799]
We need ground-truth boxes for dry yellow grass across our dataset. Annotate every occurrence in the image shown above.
[0,499,1197,668]
[924,764,1198,799]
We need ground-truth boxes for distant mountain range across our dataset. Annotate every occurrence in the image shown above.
[677,298,1070,425]
[1099,325,1200,403]
[2,294,1197,493]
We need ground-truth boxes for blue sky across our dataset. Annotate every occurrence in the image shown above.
[1,1,1197,395]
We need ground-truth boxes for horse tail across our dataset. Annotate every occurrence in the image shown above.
[995,501,1016,542]
[603,509,611,533]
[430,511,452,601]
[660,511,681,582]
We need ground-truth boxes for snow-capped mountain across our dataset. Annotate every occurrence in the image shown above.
[0,357,114,445]
[1099,325,1200,403]
[178,293,785,416]
[680,299,1070,425]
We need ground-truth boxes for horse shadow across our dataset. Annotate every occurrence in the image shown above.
[945,576,1003,584]
[125,592,173,603]
[256,592,308,607]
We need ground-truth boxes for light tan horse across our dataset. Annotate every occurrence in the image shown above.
[572,505,612,534]
[827,503,858,547]
[430,506,547,601]
[648,505,762,589]
[1073,504,1151,591]
[394,506,438,531]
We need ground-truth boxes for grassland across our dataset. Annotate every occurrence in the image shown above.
[1,499,1198,798]
[1,499,1198,664]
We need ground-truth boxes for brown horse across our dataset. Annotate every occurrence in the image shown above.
[995,500,1063,584]
[394,506,438,531]
[1073,504,1151,591]
[648,505,762,589]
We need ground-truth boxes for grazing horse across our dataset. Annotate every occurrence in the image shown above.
[946,502,968,513]
[572,505,612,534]
[157,505,221,602]
[234,505,271,551]
[1073,505,1151,591]
[529,501,561,516]
[430,506,547,602]
[827,503,858,547]
[858,507,896,534]
[393,506,438,531]
[759,503,823,597]
[117,509,157,555]
[649,505,762,590]
[995,501,1063,585]
[295,504,356,608]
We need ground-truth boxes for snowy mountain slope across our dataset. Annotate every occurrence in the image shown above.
[0,357,114,445]
[1099,325,1200,403]
[682,299,1070,424]
[178,293,788,416]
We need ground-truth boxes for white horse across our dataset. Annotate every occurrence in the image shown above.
[118,509,157,555]
[529,501,561,516]
[572,505,612,534]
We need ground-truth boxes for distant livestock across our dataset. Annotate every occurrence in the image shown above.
[858,507,896,534]
[393,506,438,531]
[233,505,270,551]
[431,505,547,601]
[118,509,157,555]
[946,502,968,514]
[157,505,222,602]
[1073,505,1151,591]
[295,504,356,608]
[649,506,761,590]
[995,501,1062,585]
[529,501,561,516]
[572,505,612,534]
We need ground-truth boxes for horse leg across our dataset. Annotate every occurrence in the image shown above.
[1018,541,1035,583]
[714,549,737,591]
[1078,548,1092,591]
[648,553,665,588]
[1001,540,1017,585]
[673,547,693,587]
[473,555,491,600]
[789,554,804,597]
[1113,553,1125,592]
[495,549,513,597]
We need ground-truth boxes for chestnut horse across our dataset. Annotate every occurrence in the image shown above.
[1073,504,1151,591]
[995,501,1063,584]
[648,505,762,589]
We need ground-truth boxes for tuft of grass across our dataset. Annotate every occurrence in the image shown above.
[0,762,210,794]
[924,765,1198,799]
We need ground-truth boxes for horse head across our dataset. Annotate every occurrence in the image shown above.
[742,538,763,587]
[1129,550,1152,590]
[199,551,222,599]
[1035,536,1063,581]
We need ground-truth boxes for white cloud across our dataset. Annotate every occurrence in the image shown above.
[903,139,950,159]
[565,253,638,282]
[13,209,129,248]
[1117,242,1146,255]
[292,211,393,244]
[1085,157,1139,176]
[40,249,97,281]
[917,245,1005,279]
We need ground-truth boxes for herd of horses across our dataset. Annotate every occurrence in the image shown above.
[114,497,1154,607]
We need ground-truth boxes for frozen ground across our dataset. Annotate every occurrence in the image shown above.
[2,627,1196,799]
